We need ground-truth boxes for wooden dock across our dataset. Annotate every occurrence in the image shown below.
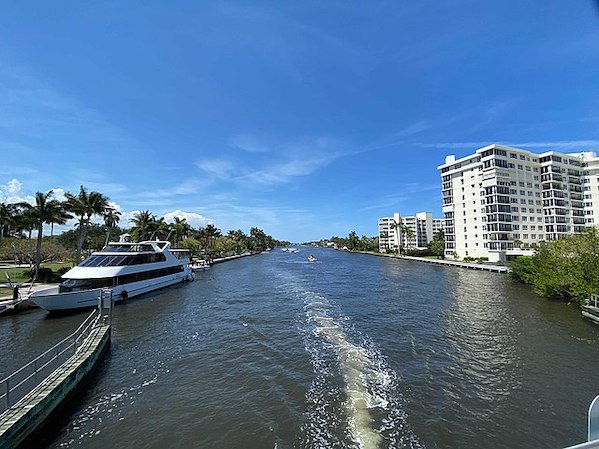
[0,309,111,449]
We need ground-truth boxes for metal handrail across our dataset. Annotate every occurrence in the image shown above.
[564,440,599,449]
[0,309,100,413]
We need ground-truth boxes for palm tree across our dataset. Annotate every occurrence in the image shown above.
[249,227,267,251]
[0,202,18,241]
[389,219,402,255]
[47,202,73,238]
[203,224,222,255]
[169,217,192,246]
[402,224,415,251]
[130,210,155,241]
[150,217,170,241]
[65,186,111,262]
[13,206,37,239]
[103,208,122,246]
[24,190,65,280]
[227,229,248,254]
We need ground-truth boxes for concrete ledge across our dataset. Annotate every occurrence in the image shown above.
[346,250,509,273]
[0,325,110,449]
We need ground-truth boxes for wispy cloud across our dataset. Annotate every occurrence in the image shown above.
[214,4,374,78]
[229,134,270,153]
[363,121,437,153]
[195,159,236,180]
[136,178,209,200]
[237,153,338,186]
[84,182,129,196]
[510,140,599,151]
[197,135,345,187]
[358,183,440,212]
[0,63,148,183]
[417,140,599,152]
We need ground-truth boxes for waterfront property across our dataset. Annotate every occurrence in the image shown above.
[378,211,442,253]
[1,247,597,449]
[438,144,599,262]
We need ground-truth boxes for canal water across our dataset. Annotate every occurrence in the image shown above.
[1,248,599,449]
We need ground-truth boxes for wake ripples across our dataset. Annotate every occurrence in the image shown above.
[293,285,423,449]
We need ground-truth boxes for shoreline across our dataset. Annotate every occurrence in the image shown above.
[344,250,509,273]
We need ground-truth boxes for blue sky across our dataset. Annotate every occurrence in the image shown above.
[1,1,598,242]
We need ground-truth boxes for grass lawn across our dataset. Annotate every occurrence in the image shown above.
[1,262,72,284]
[0,287,14,298]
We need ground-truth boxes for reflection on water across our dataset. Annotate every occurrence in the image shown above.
[0,249,598,449]
[444,269,521,405]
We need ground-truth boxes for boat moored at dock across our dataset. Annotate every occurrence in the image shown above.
[29,240,194,312]
[190,259,211,271]
[582,294,599,324]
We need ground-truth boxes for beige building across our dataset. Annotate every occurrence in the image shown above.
[438,144,598,262]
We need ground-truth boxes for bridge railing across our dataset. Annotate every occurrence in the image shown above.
[0,309,100,414]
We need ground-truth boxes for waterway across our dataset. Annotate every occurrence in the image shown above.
[1,248,598,449]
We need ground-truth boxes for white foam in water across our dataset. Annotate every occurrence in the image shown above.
[295,286,424,449]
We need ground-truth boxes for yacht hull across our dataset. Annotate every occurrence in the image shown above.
[29,272,193,312]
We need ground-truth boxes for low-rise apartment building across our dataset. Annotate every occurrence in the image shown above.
[438,144,599,262]
[378,213,402,253]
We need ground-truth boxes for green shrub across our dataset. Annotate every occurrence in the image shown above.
[24,267,63,283]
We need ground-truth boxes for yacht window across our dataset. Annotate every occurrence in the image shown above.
[59,277,114,292]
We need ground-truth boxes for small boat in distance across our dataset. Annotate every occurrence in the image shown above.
[190,259,211,271]
[29,239,194,312]
[582,294,599,324]
[308,255,317,262]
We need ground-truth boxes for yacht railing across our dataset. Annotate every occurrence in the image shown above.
[0,307,102,414]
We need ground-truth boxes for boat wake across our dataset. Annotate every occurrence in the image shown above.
[294,286,424,449]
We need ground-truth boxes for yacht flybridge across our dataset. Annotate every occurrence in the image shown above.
[29,239,194,312]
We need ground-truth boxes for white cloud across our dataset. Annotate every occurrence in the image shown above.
[0,178,35,204]
[239,153,337,185]
[163,210,212,228]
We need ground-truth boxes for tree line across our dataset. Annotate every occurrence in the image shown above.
[0,186,287,280]
[508,227,599,305]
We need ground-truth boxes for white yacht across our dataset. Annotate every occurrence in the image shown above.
[29,240,194,312]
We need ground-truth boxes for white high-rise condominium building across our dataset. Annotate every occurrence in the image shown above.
[378,212,442,252]
[438,144,599,262]
[432,218,444,236]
